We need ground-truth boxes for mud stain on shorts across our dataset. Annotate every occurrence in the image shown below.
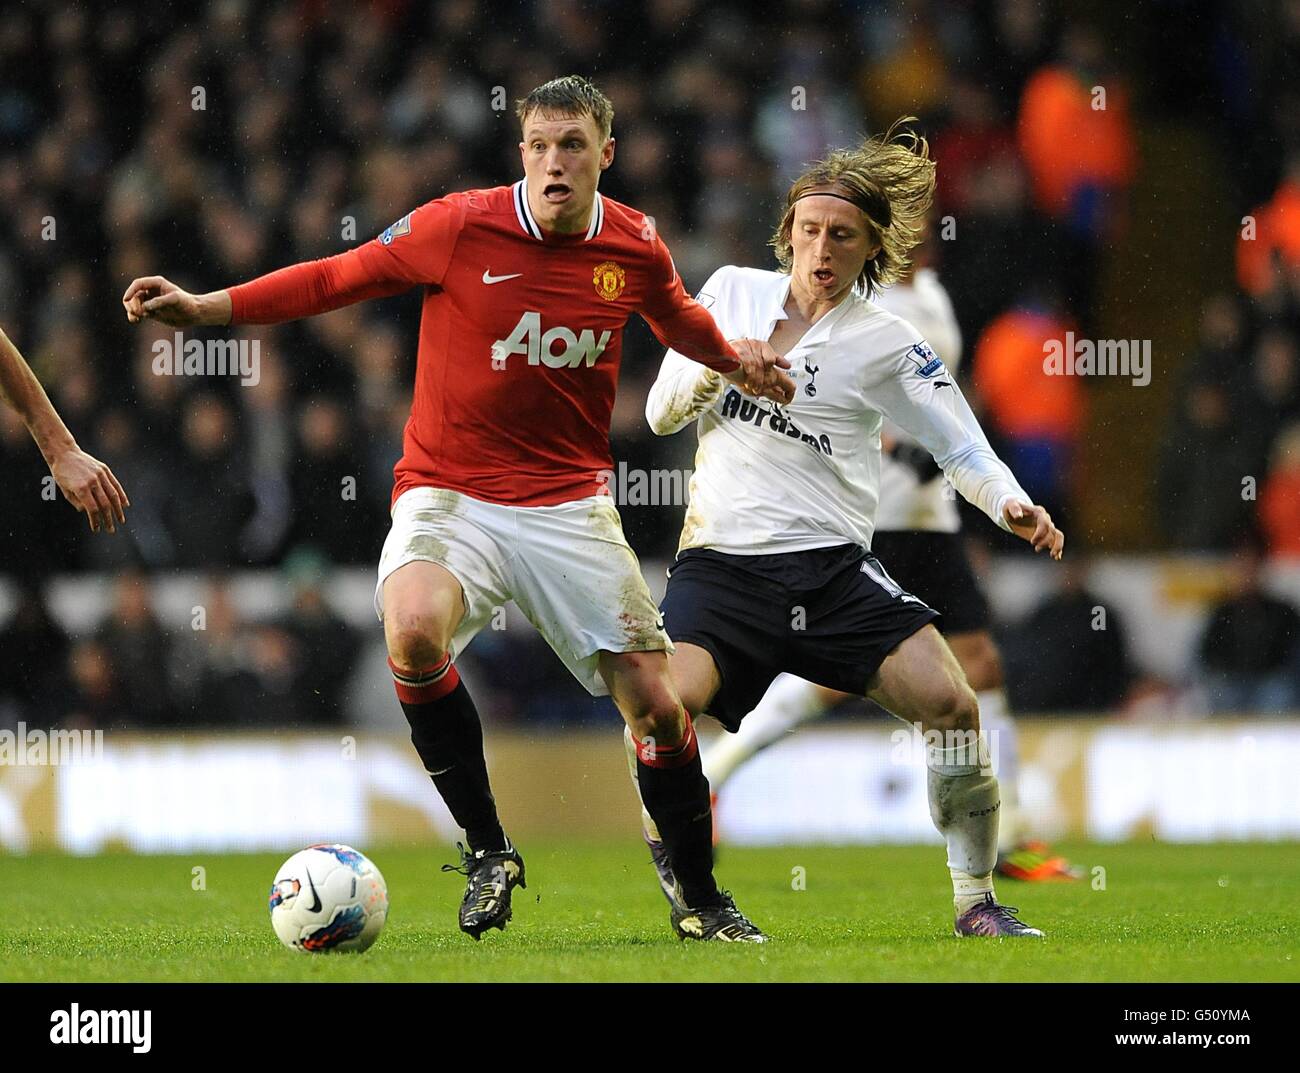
[582,496,667,651]
[616,572,668,651]
[585,494,625,541]
[410,486,466,520]
[402,531,451,564]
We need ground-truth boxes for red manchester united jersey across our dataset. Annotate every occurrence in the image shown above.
[227,182,738,506]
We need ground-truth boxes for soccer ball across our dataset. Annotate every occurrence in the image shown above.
[268,844,388,953]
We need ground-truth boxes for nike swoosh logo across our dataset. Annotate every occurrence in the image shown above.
[304,867,322,913]
[482,270,523,285]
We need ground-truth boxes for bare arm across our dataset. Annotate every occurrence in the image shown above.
[122,280,231,327]
[0,327,129,533]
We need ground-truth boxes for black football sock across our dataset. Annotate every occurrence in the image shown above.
[633,713,720,908]
[390,655,507,853]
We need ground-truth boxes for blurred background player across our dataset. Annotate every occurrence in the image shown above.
[122,76,793,943]
[625,124,1065,937]
[0,325,129,535]
[694,233,1082,883]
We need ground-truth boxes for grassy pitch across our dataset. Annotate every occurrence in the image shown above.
[1,841,1296,982]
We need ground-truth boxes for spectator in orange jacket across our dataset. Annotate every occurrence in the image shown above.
[1236,156,1300,300]
[1017,25,1137,233]
[1259,423,1300,560]
[971,299,1084,524]
[1017,25,1136,326]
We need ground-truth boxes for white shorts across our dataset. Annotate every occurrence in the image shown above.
[375,486,672,696]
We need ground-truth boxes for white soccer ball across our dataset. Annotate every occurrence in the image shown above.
[268,844,388,953]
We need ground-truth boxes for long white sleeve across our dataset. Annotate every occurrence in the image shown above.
[645,349,727,435]
[867,349,1028,532]
[873,270,966,533]
[644,265,731,435]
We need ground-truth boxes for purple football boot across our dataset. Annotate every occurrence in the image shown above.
[954,893,1045,938]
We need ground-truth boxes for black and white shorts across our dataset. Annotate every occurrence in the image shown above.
[868,530,992,635]
[660,543,939,731]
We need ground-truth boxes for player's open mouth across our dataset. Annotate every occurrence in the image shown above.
[813,268,835,285]
[543,183,572,203]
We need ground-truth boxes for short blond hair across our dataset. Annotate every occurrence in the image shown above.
[771,118,935,297]
[516,75,614,141]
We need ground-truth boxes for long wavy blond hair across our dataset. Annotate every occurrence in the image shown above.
[771,118,935,297]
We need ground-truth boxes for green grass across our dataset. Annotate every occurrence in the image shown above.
[1,841,1296,982]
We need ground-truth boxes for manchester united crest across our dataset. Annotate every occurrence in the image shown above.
[593,261,626,301]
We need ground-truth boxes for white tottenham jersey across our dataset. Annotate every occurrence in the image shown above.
[645,265,1029,557]
[873,268,964,533]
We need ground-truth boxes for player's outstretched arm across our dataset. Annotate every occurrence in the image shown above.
[646,301,794,405]
[639,241,795,405]
[123,198,462,329]
[122,253,410,328]
[872,338,1062,559]
[0,326,129,533]
[122,277,231,327]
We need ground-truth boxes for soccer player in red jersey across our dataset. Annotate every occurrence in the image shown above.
[123,76,793,942]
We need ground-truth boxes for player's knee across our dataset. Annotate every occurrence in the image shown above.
[931,680,979,733]
[385,619,448,671]
[627,699,687,749]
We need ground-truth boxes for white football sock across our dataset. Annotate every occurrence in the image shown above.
[623,724,661,842]
[926,733,1000,913]
[975,689,1022,852]
[701,674,829,789]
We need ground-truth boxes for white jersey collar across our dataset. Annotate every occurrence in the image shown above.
[764,271,857,345]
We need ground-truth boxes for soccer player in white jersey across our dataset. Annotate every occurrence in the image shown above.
[697,239,1082,883]
[625,123,1064,937]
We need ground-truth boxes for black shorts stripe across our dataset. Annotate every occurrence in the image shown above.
[868,531,991,635]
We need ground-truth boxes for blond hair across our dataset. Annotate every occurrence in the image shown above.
[771,118,936,297]
[516,75,614,141]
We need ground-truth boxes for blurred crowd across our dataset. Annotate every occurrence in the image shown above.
[0,554,360,730]
[1159,230,1300,556]
[1,0,1297,728]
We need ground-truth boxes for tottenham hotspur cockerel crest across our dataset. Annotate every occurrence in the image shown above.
[804,356,820,396]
